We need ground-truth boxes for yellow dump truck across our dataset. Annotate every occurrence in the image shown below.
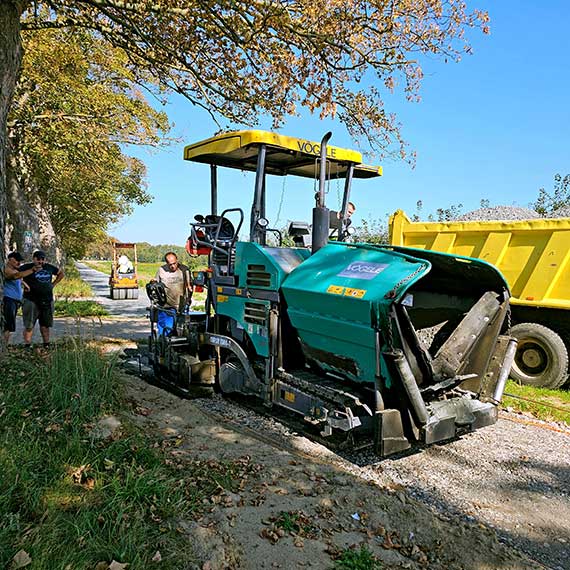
[389,210,570,388]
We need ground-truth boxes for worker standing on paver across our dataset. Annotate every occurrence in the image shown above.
[154,252,192,310]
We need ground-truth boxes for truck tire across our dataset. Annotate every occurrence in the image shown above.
[510,323,568,389]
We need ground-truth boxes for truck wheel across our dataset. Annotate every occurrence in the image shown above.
[510,323,568,389]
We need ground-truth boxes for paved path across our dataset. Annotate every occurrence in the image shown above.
[74,262,150,317]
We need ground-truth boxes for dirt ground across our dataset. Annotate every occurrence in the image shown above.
[118,370,546,570]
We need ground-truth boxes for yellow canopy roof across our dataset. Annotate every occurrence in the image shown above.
[183,130,382,179]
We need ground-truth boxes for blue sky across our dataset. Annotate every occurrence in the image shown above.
[112,0,570,245]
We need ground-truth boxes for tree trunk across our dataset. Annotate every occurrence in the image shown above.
[6,136,64,264]
[0,1,24,348]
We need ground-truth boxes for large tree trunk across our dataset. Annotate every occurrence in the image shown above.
[6,136,64,264]
[0,1,25,348]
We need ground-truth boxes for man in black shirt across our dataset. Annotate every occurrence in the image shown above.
[20,250,64,348]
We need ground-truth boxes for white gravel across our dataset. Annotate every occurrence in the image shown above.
[456,206,542,221]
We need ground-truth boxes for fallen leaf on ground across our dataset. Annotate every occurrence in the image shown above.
[109,561,129,570]
[11,550,32,568]
[152,551,162,562]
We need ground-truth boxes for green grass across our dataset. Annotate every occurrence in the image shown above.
[273,511,316,536]
[334,545,383,569]
[502,380,570,425]
[0,341,257,569]
[55,263,93,299]
[54,300,109,318]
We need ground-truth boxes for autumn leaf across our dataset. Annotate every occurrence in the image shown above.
[10,550,32,569]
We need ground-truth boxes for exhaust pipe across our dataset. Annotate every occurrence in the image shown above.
[312,132,332,254]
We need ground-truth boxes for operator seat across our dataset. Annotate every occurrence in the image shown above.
[187,214,238,281]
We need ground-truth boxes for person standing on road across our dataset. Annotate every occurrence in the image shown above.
[20,250,64,348]
[154,252,192,310]
[3,252,37,345]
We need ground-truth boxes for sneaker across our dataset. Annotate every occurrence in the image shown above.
[43,342,51,349]
[24,344,33,350]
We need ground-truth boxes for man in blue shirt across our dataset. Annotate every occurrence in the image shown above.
[3,252,37,344]
[20,250,64,348]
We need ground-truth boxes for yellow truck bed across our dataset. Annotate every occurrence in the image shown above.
[389,210,570,310]
[388,210,570,389]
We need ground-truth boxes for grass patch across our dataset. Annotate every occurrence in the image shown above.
[0,341,259,569]
[54,300,109,318]
[56,263,93,299]
[273,511,317,536]
[334,545,383,569]
[502,380,570,425]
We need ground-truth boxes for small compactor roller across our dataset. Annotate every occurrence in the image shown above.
[109,242,139,300]
[147,130,517,456]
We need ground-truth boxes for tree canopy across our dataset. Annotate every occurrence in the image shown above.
[8,26,170,257]
[19,0,489,160]
[532,174,570,217]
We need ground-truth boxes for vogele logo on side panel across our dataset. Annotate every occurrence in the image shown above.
[337,262,388,280]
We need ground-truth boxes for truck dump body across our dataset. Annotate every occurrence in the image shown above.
[389,210,570,388]
[389,211,570,310]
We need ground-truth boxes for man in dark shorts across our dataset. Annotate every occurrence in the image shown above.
[3,252,37,344]
[20,250,64,348]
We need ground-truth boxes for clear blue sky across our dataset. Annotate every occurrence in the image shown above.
[112,0,570,245]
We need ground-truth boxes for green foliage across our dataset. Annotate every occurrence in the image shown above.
[134,242,188,263]
[335,545,383,569]
[0,342,260,569]
[532,174,570,217]
[414,199,465,222]
[54,300,109,318]
[352,217,389,244]
[503,380,570,425]
[84,237,208,266]
[10,26,171,258]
